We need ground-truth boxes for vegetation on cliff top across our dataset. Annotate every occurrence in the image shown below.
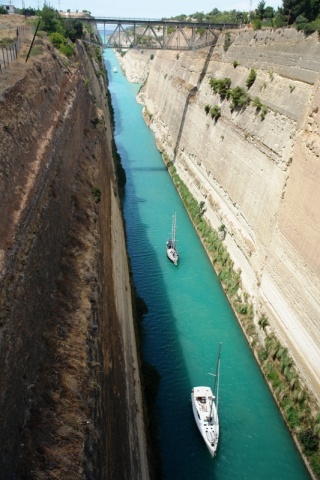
[37,6,84,56]
[164,0,320,34]
[0,6,85,57]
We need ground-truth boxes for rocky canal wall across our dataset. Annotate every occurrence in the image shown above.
[0,33,149,479]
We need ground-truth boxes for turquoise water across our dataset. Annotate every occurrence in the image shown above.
[103,49,311,479]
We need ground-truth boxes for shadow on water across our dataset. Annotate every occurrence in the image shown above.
[116,139,195,478]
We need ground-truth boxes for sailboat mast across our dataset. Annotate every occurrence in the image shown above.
[211,342,222,420]
[215,342,222,412]
[172,213,176,247]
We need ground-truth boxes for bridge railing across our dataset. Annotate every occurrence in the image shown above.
[83,16,238,28]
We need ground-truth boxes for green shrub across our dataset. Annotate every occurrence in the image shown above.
[296,19,320,34]
[233,60,239,68]
[0,37,15,47]
[92,186,101,203]
[59,43,74,57]
[267,368,281,388]
[310,454,320,477]
[258,315,269,329]
[199,201,206,214]
[210,77,231,99]
[228,86,250,110]
[204,104,210,114]
[253,96,263,110]
[49,32,65,48]
[260,104,268,120]
[95,46,102,63]
[246,68,257,89]
[223,32,232,51]
[210,105,221,120]
[252,19,262,30]
[237,304,248,315]
[49,30,75,57]
[252,97,268,119]
[273,14,286,28]
[300,429,319,454]
[295,15,308,24]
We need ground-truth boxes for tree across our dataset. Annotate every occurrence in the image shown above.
[282,0,311,23]
[0,6,8,14]
[22,7,37,16]
[309,0,320,20]
[256,0,266,19]
[192,11,205,21]
[264,6,275,18]
[65,19,83,42]
[40,5,59,33]
[273,7,286,26]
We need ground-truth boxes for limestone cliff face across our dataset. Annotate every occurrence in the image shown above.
[116,49,153,83]
[0,38,148,478]
[120,28,320,401]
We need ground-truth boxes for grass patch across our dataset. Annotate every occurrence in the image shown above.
[29,45,44,57]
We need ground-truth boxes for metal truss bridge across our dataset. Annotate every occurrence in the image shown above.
[77,17,238,50]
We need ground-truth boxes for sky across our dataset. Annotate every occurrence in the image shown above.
[27,0,283,18]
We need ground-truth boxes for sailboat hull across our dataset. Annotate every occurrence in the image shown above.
[166,240,178,265]
[191,386,219,456]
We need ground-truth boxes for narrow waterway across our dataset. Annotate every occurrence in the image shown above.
[103,49,310,479]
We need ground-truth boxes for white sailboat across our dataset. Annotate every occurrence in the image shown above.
[191,342,222,456]
[166,213,178,265]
